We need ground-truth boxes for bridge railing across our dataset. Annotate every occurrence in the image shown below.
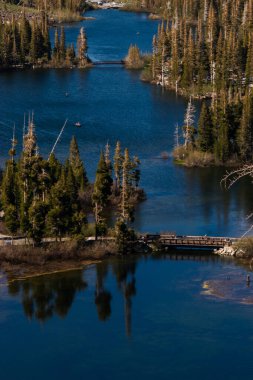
[140,234,238,248]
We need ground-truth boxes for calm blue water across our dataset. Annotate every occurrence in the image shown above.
[1,256,253,380]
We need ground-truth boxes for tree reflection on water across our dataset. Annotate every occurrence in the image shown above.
[8,270,88,321]
[7,258,137,336]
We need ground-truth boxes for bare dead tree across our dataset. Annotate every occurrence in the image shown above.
[221,164,253,189]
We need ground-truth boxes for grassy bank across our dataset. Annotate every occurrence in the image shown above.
[173,146,240,168]
[234,238,253,259]
[0,237,151,279]
[0,239,119,278]
[0,239,118,266]
[48,9,86,24]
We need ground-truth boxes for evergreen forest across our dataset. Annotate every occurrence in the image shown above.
[0,117,142,245]
[0,12,90,68]
[138,0,253,164]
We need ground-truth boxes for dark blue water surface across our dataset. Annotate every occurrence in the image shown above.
[1,256,253,380]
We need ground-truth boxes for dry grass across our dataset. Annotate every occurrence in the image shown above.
[49,9,84,23]
[0,240,119,267]
[173,146,215,167]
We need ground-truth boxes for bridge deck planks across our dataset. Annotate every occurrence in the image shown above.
[143,234,237,250]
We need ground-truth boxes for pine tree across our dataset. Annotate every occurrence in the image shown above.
[68,136,88,190]
[28,200,48,244]
[48,152,61,185]
[20,13,32,59]
[5,205,19,235]
[113,141,123,191]
[237,92,253,161]
[66,44,76,66]
[43,27,51,61]
[59,26,66,61]
[125,44,143,69]
[1,159,20,235]
[92,152,112,238]
[47,170,72,240]
[77,27,88,68]
[197,102,214,152]
[183,97,196,148]
[120,148,134,223]
[213,105,230,162]
[29,20,44,64]
[53,28,60,62]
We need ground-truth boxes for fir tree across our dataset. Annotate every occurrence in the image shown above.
[59,26,66,61]
[28,200,48,244]
[237,93,253,161]
[113,141,123,191]
[92,152,112,238]
[197,102,214,152]
[69,136,88,190]
[77,27,88,67]
[183,97,196,148]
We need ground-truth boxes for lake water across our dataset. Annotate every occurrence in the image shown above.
[1,10,253,379]
[1,256,253,380]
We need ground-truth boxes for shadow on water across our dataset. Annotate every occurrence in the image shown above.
[7,257,137,336]
[7,253,251,329]
[183,166,253,235]
[8,270,88,321]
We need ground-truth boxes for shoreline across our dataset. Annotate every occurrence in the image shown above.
[0,240,118,280]
[3,259,101,283]
[2,236,253,281]
[2,235,253,283]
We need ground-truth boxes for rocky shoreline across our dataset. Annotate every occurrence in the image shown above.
[214,243,253,259]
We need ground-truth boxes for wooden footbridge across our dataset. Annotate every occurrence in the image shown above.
[139,234,238,250]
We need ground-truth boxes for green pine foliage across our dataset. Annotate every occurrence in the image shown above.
[197,103,213,153]
[148,0,253,96]
[0,15,89,68]
[0,119,143,245]
[92,152,113,238]
[69,136,88,190]
[125,44,144,69]
[153,0,253,165]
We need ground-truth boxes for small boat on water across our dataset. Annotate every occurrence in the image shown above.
[74,121,82,128]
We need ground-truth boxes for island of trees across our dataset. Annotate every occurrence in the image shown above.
[0,115,143,254]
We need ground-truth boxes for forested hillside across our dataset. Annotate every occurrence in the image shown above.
[1,0,87,12]
[0,13,90,69]
[140,0,253,164]
[0,0,88,23]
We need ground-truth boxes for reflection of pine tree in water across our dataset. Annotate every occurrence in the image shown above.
[123,277,136,337]
[112,259,137,337]
[8,260,138,332]
[8,271,87,322]
[95,263,112,321]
